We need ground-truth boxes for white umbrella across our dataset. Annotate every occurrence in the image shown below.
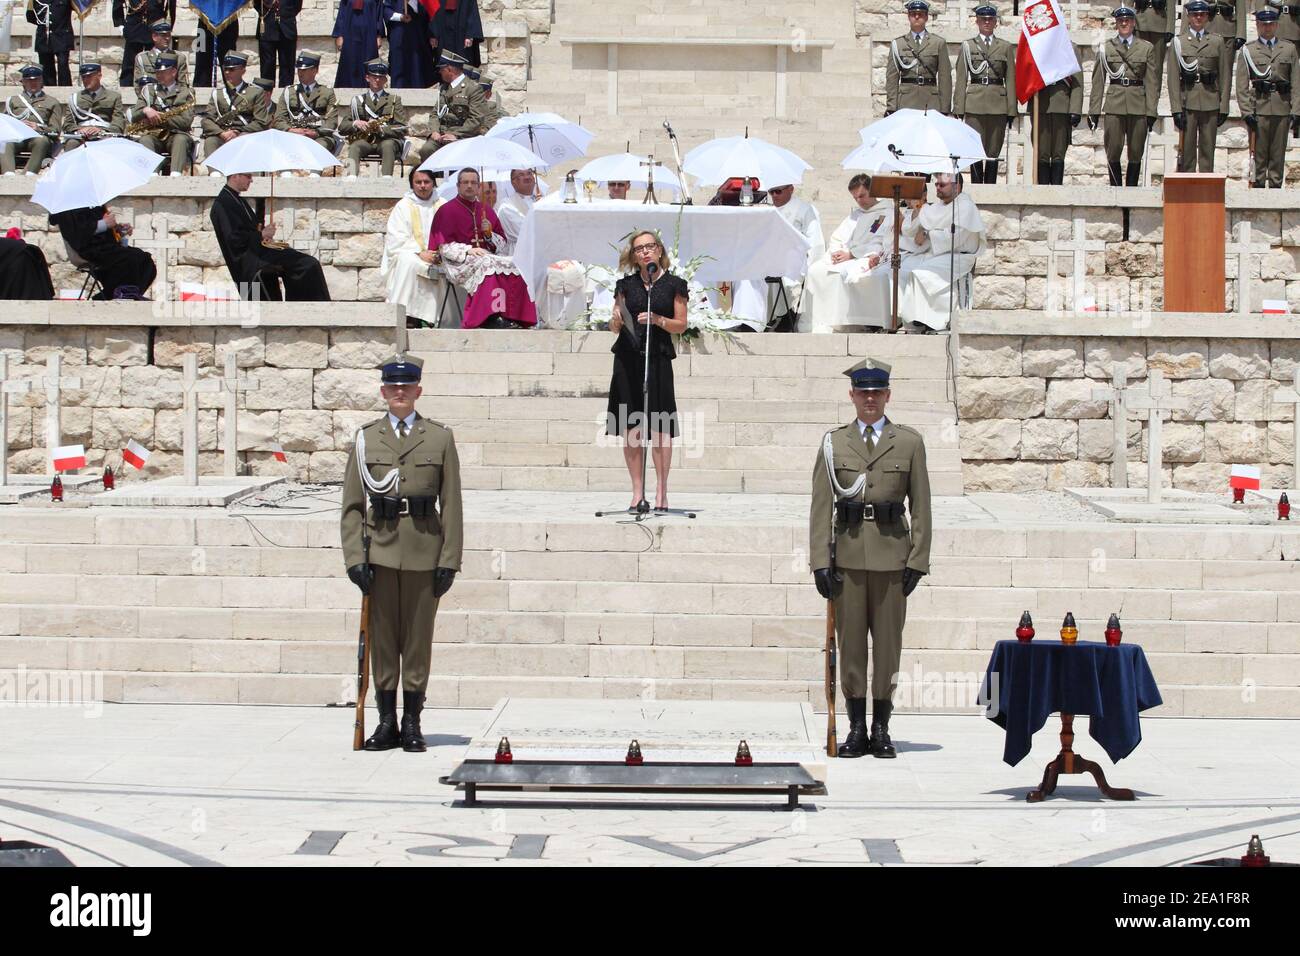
[575,152,689,196]
[0,114,40,145]
[202,129,341,174]
[682,134,810,188]
[486,112,593,165]
[845,109,989,173]
[417,136,548,175]
[31,138,163,214]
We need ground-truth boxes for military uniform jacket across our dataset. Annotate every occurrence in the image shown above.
[4,90,64,138]
[255,0,301,41]
[134,48,191,83]
[1134,0,1174,35]
[340,90,407,141]
[1267,0,1300,44]
[1168,29,1232,113]
[1090,35,1160,116]
[112,0,176,46]
[27,0,75,54]
[128,81,196,132]
[273,83,338,132]
[481,91,504,132]
[1206,0,1246,42]
[954,34,1016,116]
[202,81,272,135]
[1034,46,1084,114]
[341,415,464,573]
[1236,38,1300,117]
[62,86,126,135]
[886,31,953,112]
[809,419,932,575]
[435,76,489,139]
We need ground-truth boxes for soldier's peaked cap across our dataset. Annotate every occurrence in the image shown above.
[381,354,424,384]
[1255,7,1280,20]
[1113,6,1136,18]
[844,358,892,390]
[905,0,930,11]
[252,78,274,91]
[79,62,102,75]
[19,65,45,79]
[222,52,249,68]
[1184,0,1210,11]
[153,53,179,69]
[150,19,173,33]
[437,50,470,68]
[974,5,998,16]
[295,50,322,68]
[365,59,390,75]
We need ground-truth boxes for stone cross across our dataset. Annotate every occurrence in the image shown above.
[131,216,185,300]
[1226,221,1272,316]
[1091,364,1142,489]
[1125,368,1189,504]
[220,352,260,478]
[1270,368,1300,488]
[1047,217,1106,313]
[0,355,33,487]
[42,354,82,466]
[168,354,222,486]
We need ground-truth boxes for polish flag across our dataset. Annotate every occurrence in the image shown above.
[122,439,151,470]
[1016,0,1081,104]
[1229,464,1262,491]
[51,444,86,472]
[1076,296,1098,312]
[1262,299,1290,315]
[268,443,288,462]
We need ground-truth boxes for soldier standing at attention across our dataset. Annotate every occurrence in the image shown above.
[1134,0,1175,101]
[954,5,1016,183]
[1169,1,1232,172]
[1237,7,1300,188]
[1028,42,1083,185]
[810,359,932,760]
[341,355,463,752]
[885,1,952,116]
[1089,7,1159,186]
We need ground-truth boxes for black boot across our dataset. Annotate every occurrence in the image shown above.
[1036,160,1051,185]
[1049,160,1066,185]
[400,691,426,752]
[983,159,999,184]
[869,699,897,758]
[1107,161,1123,186]
[1125,162,1141,187]
[363,689,401,751]
[837,698,870,758]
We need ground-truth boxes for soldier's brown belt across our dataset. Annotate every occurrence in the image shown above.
[1109,78,1145,87]
[835,499,906,528]
[969,76,1005,85]
[900,77,938,86]
[369,494,436,519]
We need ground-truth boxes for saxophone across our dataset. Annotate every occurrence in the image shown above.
[126,103,191,136]
[345,122,383,146]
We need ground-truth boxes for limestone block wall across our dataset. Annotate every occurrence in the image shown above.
[956,313,1300,493]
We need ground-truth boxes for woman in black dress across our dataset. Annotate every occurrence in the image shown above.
[607,230,689,511]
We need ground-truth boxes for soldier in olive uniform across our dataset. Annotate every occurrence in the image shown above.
[341,59,408,177]
[1134,0,1174,101]
[1265,0,1300,55]
[954,6,1016,183]
[1089,8,1159,186]
[133,21,190,89]
[1029,46,1084,185]
[113,0,176,87]
[418,50,489,163]
[128,54,196,175]
[1237,7,1300,187]
[810,359,932,759]
[340,355,463,752]
[1169,1,1232,171]
[274,51,340,153]
[1207,0,1247,50]
[202,52,272,165]
[2,66,63,176]
[885,1,952,115]
[61,63,126,150]
[472,68,505,131]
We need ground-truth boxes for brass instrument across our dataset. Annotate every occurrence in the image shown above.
[125,103,191,137]
[345,121,383,146]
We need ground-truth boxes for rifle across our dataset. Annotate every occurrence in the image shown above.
[352,528,372,751]
[825,530,838,757]
[1248,117,1256,184]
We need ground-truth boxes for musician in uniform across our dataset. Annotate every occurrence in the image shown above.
[112,0,175,88]
[26,0,74,87]
[810,359,931,759]
[341,59,408,178]
[61,63,127,151]
[128,54,196,176]
[418,50,489,163]
[202,52,273,168]
[340,354,462,752]
[885,1,952,115]
[1237,7,1300,187]
[954,6,1016,183]
[255,0,300,88]
[1207,0,1247,50]
[2,65,63,176]
[1134,0,1174,101]
[1168,0,1232,172]
[273,51,341,154]
[1088,7,1159,186]
[133,21,190,90]
[252,77,275,111]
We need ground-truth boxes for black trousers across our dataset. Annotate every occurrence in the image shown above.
[247,246,331,301]
[120,41,148,87]
[193,26,239,88]
[259,36,297,87]
[90,246,157,300]
[40,51,72,87]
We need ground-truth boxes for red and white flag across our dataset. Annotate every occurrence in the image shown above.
[1016,0,1080,104]
[1262,299,1289,315]
[51,444,86,472]
[268,442,288,463]
[1229,464,1261,490]
[122,439,151,470]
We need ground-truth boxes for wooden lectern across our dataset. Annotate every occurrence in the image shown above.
[870,174,928,331]
[1162,173,1225,313]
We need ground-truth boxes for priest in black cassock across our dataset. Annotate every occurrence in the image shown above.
[49,206,157,300]
[0,236,55,299]
[211,174,331,301]
[332,0,387,87]
[429,0,483,68]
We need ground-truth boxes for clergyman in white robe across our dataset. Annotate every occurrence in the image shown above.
[380,183,445,326]
[898,179,986,332]
[728,188,826,331]
[494,170,538,258]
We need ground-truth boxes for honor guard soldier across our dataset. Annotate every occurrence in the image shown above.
[2,66,63,176]
[26,0,74,87]
[1088,7,1159,186]
[112,0,175,88]
[340,354,463,752]
[255,0,301,88]
[1237,8,1300,188]
[954,6,1016,183]
[885,1,953,115]
[341,59,408,178]
[273,51,341,154]
[128,53,196,176]
[202,52,272,167]
[1029,44,1084,184]
[810,359,932,760]
[1133,0,1174,101]
[1169,1,1232,172]
[1266,0,1300,55]
[418,50,489,163]
[133,21,190,88]
[61,63,126,150]
[1206,0,1247,50]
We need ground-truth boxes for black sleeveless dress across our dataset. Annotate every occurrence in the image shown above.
[605,271,687,438]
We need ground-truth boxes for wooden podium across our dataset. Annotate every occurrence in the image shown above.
[1162,173,1225,313]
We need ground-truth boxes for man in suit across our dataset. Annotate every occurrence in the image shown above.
[1169,0,1232,172]
[61,62,126,150]
[202,52,273,167]
[112,0,175,87]
[885,0,952,115]
[210,172,332,299]
[810,358,932,759]
[418,50,488,162]
[255,0,300,87]
[49,205,157,299]
[1237,7,1300,187]
[273,51,341,153]
[340,354,463,752]
[954,5,1016,183]
[340,59,408,177]
[1089,7,1159,186]
[2,65,63,176]
[26,0,74,87]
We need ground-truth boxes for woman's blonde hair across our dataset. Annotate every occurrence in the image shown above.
[618,230,671,275]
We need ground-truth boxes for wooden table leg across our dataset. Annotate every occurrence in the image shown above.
[1027,714,1136,803]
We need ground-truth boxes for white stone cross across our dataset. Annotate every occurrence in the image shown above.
[131,216,186,300]
[1226,221,1272,317]
[1125,368,1189,504]
[1270,368,1300,488]
[0,355,33,487]
[1046,217,1106,313]
[43,354,82,466]
[1091,363,1143,489]
[220,352,260,478]
[167,354,223,486]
